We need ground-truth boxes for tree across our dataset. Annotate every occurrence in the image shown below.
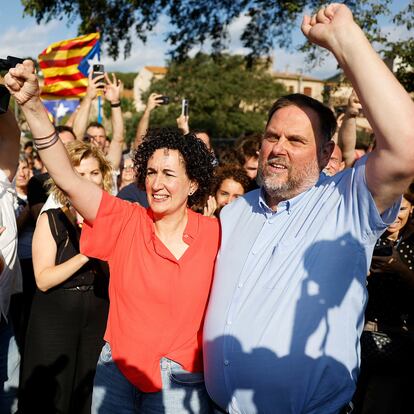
[21,1,406,60]
[382,2,414,92]
[113,72,137,90]
[140,53,286,138]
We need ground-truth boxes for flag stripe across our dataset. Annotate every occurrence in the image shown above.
[44,72,86,85]
[40,33,100,55]
[40,88,86,99]
[42,79,89,93]
[51,38,98,52]
[39,56,84,69]
[40,46,95,62]
[41,87,87,98]
[41,92,86,100]
[42,64,83,78]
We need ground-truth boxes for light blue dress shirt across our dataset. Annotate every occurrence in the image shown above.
[203,158,400,414]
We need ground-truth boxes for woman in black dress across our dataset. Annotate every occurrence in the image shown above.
[19,141,112,414]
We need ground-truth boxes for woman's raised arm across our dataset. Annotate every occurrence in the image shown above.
[5,60,102,222]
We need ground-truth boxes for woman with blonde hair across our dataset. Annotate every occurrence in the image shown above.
[19,141,112,414]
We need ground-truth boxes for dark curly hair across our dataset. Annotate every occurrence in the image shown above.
[211,165,251,195]
[134,128,215,207]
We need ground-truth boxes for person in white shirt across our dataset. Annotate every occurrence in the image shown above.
[0,109,22,413]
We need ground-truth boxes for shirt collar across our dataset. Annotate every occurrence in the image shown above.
[146,207,199,246]
[258,180,319,216]
[182,208,199,245]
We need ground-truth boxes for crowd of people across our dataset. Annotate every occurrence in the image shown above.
[0,3,413,414]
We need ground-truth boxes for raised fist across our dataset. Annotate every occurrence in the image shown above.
[4,60,40,106]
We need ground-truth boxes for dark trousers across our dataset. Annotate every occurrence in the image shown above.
[18,287,108,414]
[353,366,414,414]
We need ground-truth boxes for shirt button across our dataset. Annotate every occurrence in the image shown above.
[184,234,188,238]
[238,283,243,288]
[226,320,232,325]
[224,360,230,366]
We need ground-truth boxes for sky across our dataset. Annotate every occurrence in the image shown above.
[0,0,411,80]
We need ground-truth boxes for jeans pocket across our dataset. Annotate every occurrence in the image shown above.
[99,342,112,364]
[168,360,205,386]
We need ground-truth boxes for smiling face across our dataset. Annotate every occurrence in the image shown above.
[121,158,136,184]
[145,148,197,218]
[215,178,245,211]
[387,197,413,236]
[74,157,104,188]
[258,105,333,209]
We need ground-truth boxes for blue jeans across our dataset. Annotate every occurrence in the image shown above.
[0,316,20,413]
[92,342,213,413]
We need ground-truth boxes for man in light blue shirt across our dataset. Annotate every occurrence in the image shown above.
[203,4,414,414]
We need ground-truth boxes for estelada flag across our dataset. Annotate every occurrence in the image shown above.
[38,33,100,100]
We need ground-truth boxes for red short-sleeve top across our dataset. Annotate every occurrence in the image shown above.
[80,191,220,392]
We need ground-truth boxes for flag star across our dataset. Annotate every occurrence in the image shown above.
[87,56,101,74]
[56,102,71,119]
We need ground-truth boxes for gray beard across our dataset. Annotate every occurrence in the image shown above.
[258,158,320,204]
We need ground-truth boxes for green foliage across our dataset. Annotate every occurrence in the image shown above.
[20,1,407,61]
[102,97,139,144]
[143,53,286,138]
[21,0,412,87]
[112,72,137,90]
[382,2,414,92]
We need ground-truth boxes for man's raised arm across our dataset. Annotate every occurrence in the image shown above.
[5,60,102,222]
[72,71,104,140]
[104,73,124,171]
[337,89,362,168]
[302,3,414,213]
[133,93,163,149]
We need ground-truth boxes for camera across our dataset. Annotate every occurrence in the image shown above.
[92,64,105,89]
[0,86,10,115]
[157,96,169,105]
[0,56,24,71]
[0,56,24,114]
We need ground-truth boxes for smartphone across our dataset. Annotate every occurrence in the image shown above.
[158,96,169,105]
[92,64,105,88]
[181,99,189,116]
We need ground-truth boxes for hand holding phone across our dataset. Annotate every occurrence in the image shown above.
[92,64,105,89]
[181,99,189,117]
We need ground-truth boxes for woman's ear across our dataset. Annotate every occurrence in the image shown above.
[189,181,199,196]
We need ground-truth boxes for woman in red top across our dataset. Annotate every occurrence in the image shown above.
[6,62,220,413]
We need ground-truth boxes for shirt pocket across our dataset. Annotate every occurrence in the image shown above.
[261,237,300,290]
